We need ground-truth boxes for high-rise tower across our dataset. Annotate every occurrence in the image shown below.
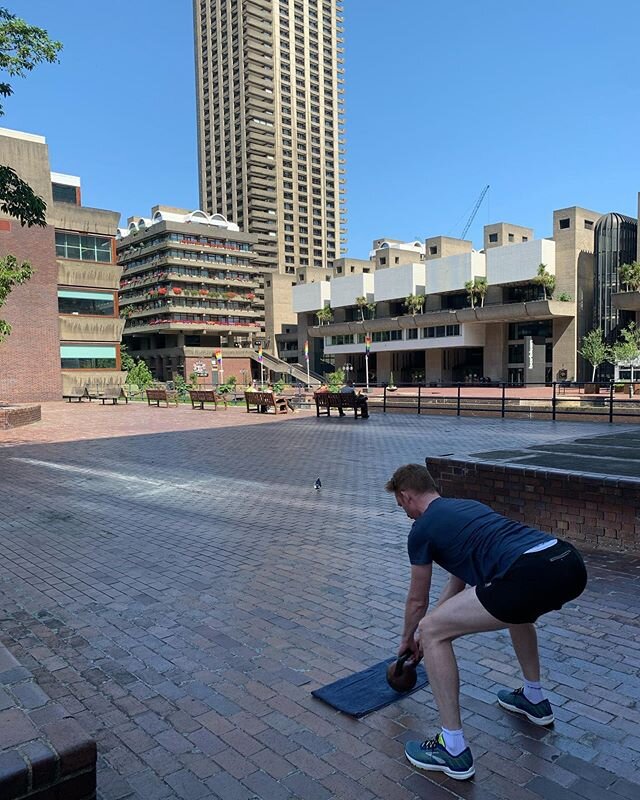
[194,0,346,351]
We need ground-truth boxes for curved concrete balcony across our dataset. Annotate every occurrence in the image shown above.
[59,315,125,342]
[308,300,575,338]
[58,260,122,290]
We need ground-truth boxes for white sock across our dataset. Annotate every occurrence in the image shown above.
[441,727,466,756]
[523,680,545,704]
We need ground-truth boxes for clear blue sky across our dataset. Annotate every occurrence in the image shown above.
[6,1,640,255]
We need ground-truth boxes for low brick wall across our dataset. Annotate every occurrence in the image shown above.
[0,404,41,430]
[427,456,640,554]
[0,644,96,800]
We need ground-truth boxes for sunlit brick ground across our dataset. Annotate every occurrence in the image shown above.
[1,402,639,799]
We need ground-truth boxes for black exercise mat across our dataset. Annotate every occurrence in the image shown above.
[311,658,429,718]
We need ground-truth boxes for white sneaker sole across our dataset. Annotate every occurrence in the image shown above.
[405,752,475,780]
[497,697,555,726]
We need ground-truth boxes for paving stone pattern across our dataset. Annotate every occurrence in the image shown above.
[1,403,639,799]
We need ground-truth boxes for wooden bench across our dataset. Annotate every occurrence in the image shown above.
[189,389,228,410]
[100,386,129,405]
[146,388,179,407]
[314,391,366,418]
[244,390,288,414]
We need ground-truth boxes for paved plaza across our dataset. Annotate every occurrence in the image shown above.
[1,402,640,799]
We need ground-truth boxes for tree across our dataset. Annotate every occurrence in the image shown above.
[404,294,425,315]
[0,253,32,340]
[0,8,62,226]
[474,277,487,308]
[0,8,62,340]
[533,263,556,300]
[355,295,367,321]
[610,322,640,369]
[578,328,610,381]
[464,280,476,308]
[125,358,153,390]
[619,261,640,292]
[366,301,376,320]
[316,306,333,325]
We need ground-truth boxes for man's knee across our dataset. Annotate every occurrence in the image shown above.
[418,612,442,643]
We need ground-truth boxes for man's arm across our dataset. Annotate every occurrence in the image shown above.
[399,563,432,658]
[434,575,466,608]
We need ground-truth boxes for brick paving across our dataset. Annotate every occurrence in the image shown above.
[0,401,639,799]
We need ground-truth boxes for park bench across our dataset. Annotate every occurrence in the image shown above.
[244,390,288,414]
[63,387,89,402]
[314,391,365,418]
[188,389,228,410]
[146,388,179,407]
[100,386,129,405]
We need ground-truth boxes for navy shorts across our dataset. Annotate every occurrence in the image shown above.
[475,540,587,624]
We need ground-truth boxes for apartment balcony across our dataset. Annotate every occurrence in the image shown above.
[612,291,640,311]
[59,315,126,343]
[486,238,556,285]
[58,260,122,290]
[426,252,486,294]
[125,318,262,335]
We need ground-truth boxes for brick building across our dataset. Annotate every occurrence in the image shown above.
[0,127,123,402]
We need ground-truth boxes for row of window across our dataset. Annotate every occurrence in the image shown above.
[58,290,114,317]
[325,325,461,346]
[61,345,116,370]
[121,250,253,273]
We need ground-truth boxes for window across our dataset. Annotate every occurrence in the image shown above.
[58,290,114,316]
[52,183,78,204]
[508,233,515,242]
[55,231,112,262]
[488,233,498,243]
[429,245,438,255]
[60,345,117,369]
[379,257,386,265]
[559,218,571,230]
[522,236,528,242]
[584,220,594,230]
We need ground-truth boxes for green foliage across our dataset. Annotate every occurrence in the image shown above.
[0,253,32,340]
[272,378,285,393]
[218,374,238,394]
[619,261,640,292]
[0,8,62,227]
[557,292,573,301]
[404,294,425,315]
[465,277,488,308]
[125,358,153,389]
[173,374,189,397]
[188,372,200,388]
[355,295,367,320]
[120,344,135,372]
[366,301,376,319]
[611,322,640,367]
[316,306,333,325]
[533,263,556,300]
[578,328,610,381]
[327,368,345,391]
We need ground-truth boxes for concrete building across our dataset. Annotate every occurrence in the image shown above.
[117,207,264,385]
[293,209,605,385]
[0,127,122,402]
[194,0,347,352]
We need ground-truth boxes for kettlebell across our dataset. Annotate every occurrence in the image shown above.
[386,649,418,693]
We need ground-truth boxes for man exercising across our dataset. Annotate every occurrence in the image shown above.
[385,464,587,780]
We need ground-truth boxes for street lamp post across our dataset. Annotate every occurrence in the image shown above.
[343,363,353,384]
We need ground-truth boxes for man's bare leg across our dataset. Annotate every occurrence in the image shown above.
[508,624,540,682]
[418,588,506,730]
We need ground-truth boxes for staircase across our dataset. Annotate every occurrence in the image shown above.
[251,350,323,387]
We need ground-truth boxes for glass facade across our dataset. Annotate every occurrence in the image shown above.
[56,231,112,262]
[60,345,117,369]
[58,290,114,316]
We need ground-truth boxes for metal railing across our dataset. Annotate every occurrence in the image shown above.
[378,381,640,423]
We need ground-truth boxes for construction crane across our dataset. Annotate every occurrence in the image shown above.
[460,184,490,239]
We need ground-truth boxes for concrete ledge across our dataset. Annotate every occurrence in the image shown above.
[0,644,96,800]
[0,404,41,429]
[427,456,640,554]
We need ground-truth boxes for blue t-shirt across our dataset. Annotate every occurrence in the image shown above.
[407,497,553,586]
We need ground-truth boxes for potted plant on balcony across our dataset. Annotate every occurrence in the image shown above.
[173,287,182,296]
[158,287,167,296]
